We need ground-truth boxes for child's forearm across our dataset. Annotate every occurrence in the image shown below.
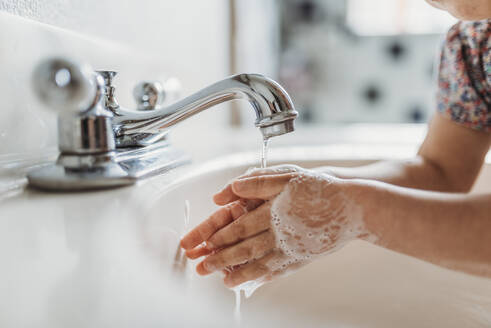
[316,115,491,193]
[350,179,491,277]
[316,156,454,191]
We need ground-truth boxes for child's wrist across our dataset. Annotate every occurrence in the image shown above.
[342,179,387,241]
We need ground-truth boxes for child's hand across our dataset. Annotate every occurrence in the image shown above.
[180,165,370,288]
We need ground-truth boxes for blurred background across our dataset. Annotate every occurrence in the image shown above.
[0,0,458,157]
[232,0,457,126]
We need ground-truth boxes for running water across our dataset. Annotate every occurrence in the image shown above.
[230,140,270,324]
[261,138,270,168]
[231,280,265,325]
[183,200,190,233]
[174,200,190,274]
[233,288,241,324]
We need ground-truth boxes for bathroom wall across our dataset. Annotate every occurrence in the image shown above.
[0,0,230,157]
[231,0,281,125]
[277,0,454,124]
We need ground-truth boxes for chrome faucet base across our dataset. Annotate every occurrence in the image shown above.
[27,141,190,191]
[27,161,133,191]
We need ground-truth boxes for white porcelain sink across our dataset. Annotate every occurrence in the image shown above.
[1,149,490,327]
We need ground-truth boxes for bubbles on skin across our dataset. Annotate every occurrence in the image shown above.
[266,167,374,278]
[225,165,376,297]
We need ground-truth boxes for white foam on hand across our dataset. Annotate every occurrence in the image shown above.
[268,169,371,275]
[227,165,376,300]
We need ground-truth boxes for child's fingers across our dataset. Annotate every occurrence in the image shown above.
[213,166,301,205]
[180,199,260,250]
[207,201,272,249]
[214,173,295,205]
[196,230,275,275]
[231,173,295,200]
[185,245,212,259]
[237,165,301,179]
[213,184,240,205]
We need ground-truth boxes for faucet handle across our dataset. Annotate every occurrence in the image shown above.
[32,57,101,113]
[133,81,166,111]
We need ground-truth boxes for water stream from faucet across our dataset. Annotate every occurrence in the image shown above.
[261,138,270,169]
[230,138,271,324]
[233,288,241,325]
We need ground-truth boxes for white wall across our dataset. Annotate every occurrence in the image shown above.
[233,0,281,125]
[0,0,230,156]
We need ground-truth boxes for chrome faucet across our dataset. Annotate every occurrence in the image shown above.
[27,58,298,191]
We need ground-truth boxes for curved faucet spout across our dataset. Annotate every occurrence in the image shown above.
[111,74,298,146]
[29,58,299,191]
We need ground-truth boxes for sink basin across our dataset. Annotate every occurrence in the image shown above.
[1,149,490,327]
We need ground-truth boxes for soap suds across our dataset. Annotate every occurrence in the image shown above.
[233,166,376,288]
[225,165,377,319]
[268,171,370,271]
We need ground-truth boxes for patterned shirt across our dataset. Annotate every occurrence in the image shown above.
[437,19,491,132]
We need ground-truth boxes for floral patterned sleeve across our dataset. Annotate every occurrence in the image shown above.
[437,19,491,132]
